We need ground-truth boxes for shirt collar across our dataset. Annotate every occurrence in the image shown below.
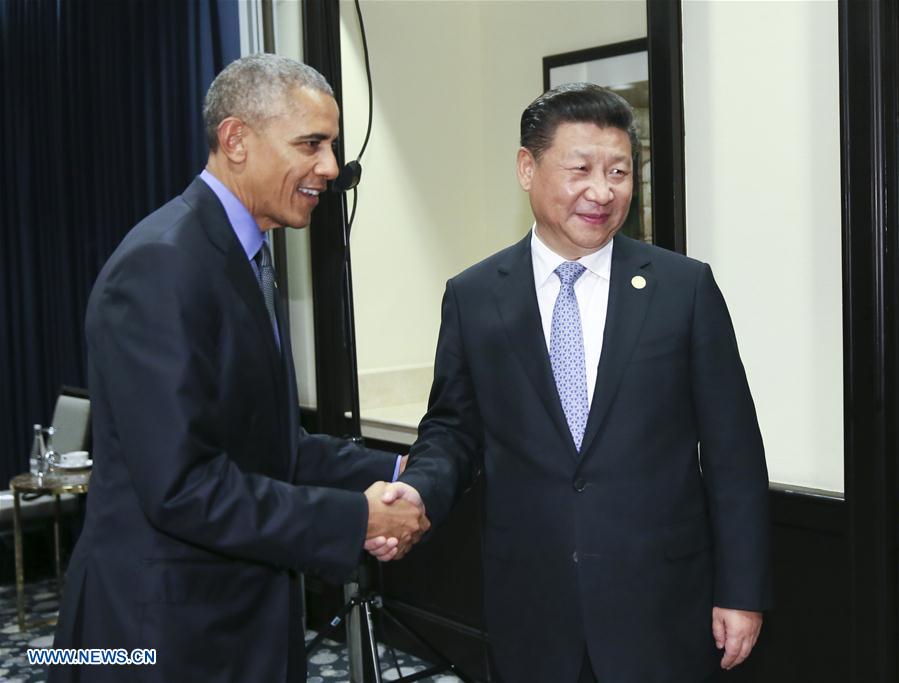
[530,224,614,288]
[199,169,264,261]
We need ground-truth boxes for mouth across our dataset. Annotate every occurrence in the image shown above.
[296,187,324,210]
[576,212,610,225]
[297,187,322,200]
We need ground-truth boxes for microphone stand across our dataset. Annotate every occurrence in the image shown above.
[338,187,368,681]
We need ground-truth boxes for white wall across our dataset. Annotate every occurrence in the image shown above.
[341,0,647,373]
[340,0,485,372]
[682,0,843,492]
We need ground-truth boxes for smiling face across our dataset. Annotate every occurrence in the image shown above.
[517,122,634,259]
[239,86,340,230]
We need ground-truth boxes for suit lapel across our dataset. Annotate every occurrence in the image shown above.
[494,235,580,457]
[579,235,655,457]
[183,179,283,370]
[182,179,292,467]
[221,243,295,476]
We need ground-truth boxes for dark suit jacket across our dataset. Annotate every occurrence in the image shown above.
[50,178,395,683]
[402,233,772,683]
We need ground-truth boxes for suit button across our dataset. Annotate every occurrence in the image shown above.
[573,478,586,492]
[572,551,579,563]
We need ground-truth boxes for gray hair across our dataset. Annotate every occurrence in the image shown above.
[203,53,334,151]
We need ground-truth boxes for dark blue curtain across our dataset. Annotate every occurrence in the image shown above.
[0,0,240,488]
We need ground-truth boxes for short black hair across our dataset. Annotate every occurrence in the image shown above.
[520,82,639,160]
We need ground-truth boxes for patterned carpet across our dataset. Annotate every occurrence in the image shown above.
[0,579,461,683]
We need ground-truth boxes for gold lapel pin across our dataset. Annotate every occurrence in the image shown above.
[631,275,647,290]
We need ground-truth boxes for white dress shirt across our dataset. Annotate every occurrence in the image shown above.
[531,226,613,408]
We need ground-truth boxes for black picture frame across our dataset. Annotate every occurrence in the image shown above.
[542,38,648,92]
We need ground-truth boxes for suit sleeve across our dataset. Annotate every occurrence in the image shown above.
[690,263,773,611]
[400,280,484,527]
[294,431,396,491]
[91,242,367,581]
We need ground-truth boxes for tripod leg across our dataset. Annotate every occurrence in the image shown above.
[362,599,383,683]
[378,606,477,683]
[386,641,403,679]
[306,598,358,656]
[346,581,364,683]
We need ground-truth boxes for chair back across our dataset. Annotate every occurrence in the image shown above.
[50,386,91,454]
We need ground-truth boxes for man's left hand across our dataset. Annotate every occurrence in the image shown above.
[712,606,762,670]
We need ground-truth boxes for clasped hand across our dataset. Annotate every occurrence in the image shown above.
[363,481,427,562]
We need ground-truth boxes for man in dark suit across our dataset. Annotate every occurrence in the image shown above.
[49,54,427,683]
[370,83,771,682]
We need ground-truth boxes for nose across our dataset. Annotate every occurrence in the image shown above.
[585,175,614,205]
[319,146,340,181]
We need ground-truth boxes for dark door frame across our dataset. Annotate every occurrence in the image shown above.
[646,0,686,254]
[301,0,359,436]
[839,1,899,680]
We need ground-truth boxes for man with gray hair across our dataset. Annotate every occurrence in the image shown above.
[49,54,427,683]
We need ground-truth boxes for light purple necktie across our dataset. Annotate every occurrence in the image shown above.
[550,261,588,451]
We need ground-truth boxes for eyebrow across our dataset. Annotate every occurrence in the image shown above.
[567,148,632,163]
[291,133,335,144]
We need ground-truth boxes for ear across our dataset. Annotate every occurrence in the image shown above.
[516,147,536,192]
[216,117,248,163]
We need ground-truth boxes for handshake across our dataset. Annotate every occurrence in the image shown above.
[363,481,429,562]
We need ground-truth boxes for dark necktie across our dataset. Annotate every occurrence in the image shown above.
[254,242,280,352]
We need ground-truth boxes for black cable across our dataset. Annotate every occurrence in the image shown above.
[346,0,373,232]
[348,186,358,231]
[354,0,374,161]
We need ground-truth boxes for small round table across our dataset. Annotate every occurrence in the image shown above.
[10,469,91,631]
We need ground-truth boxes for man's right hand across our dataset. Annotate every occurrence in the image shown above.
[364,481,429,561]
